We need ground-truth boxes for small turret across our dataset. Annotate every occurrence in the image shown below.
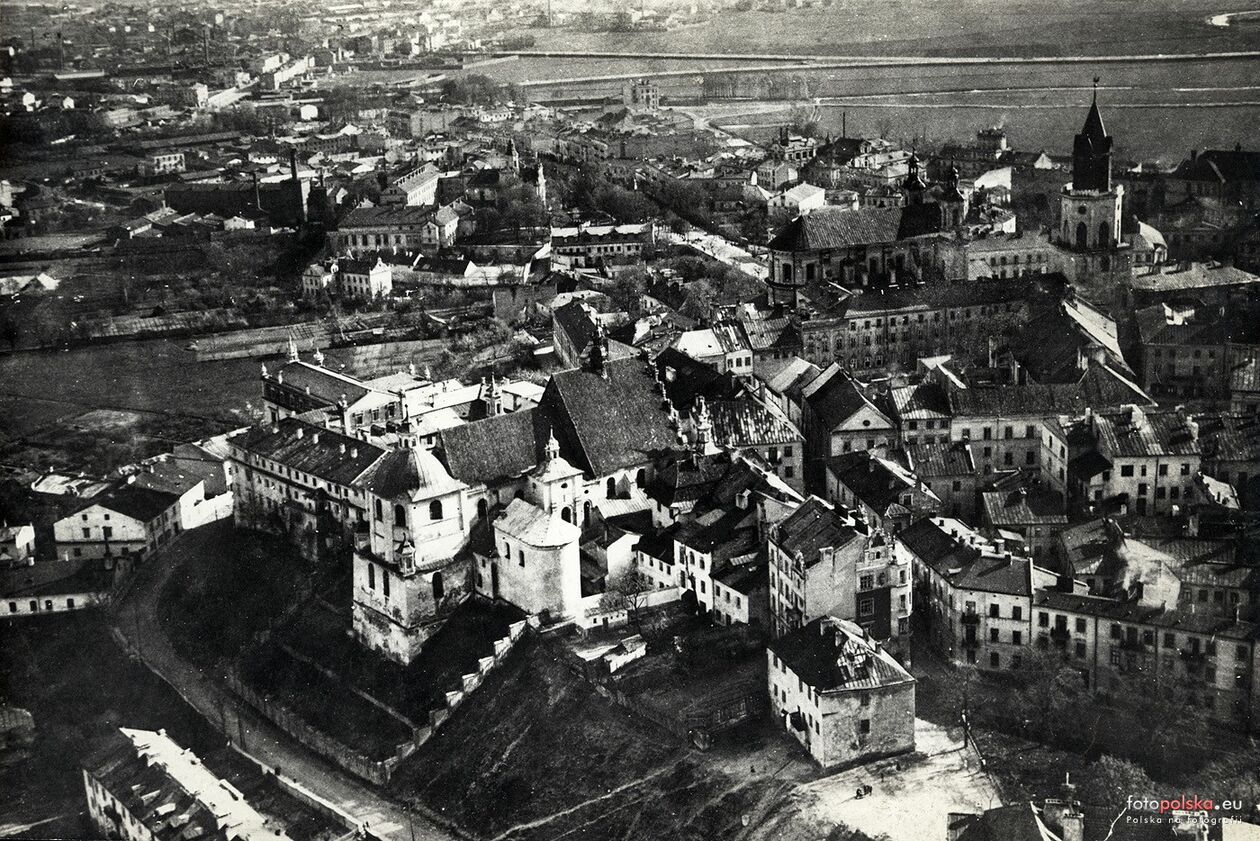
[286,333,299,363]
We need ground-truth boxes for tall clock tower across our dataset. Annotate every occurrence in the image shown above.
[1057,82,1128,282]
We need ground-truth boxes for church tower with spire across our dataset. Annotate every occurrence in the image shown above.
[1056,80,1129,281]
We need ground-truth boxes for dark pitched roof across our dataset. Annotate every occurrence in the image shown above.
[709,399,800,447]
[806,369,881,429]
[771,496,865,565]
[768,617,914,692]
[826,451,917,514]
[553,300,599,354]
[437,408,545,485]
[653,347,743,413]
[768,205,942,252]
[89,483,181,522]
[543,358,678,477]
[232,418,385,486]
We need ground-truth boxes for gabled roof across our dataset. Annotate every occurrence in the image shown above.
[769,617,915,693]
[805,367,887,430]
[78,483,181,523]
[769,205,935,252]
[542,358,677,478]
[771,496,865,564]
[437,408,545,485]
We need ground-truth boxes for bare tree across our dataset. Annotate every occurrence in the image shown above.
[601,569,655,634]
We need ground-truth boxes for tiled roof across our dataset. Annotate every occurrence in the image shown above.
[437,408,544,485]
[233,418,385,486]
[495,498,580,548]
[553,300,598,353]
[769,617,915,692]
[709,399,801,447]
[85,728,292,841]
[768,204,942,252]
[339,205,433,227]
[903,441,975,477]
[272,361,374,407]
[543,358,678,478]
[1128,262,1260,293]
[980,487,1069,527]
[1093,408,1201,459]
[771,496,865,565]
[1034,591,1259,640]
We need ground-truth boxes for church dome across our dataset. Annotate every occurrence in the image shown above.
[363,447,464,500]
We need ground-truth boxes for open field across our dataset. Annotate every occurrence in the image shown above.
[513,0,1260,58]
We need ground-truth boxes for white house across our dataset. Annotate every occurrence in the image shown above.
[53,481,183,562]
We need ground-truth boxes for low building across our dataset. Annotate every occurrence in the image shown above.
[83,728,294,841]
[0,523,36,566]
[767,616,915,769]
[3,557,122,618]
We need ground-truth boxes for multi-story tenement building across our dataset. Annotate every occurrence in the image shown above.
[550,223,653,268]
[901,517,1060,672]
[229,418,386,560]
[1071,405,1202,517]
[767,617,915,769]
[84,728,294,841]
[379,163,440,206]
[944,232,1059,281]
[796,281,1032,373]
[766,167,961,305]
[801,364,896,458]
[332,205,434,253]
[768,497,912,654]
[826,450,942,534]
[1134,301,1260,400]
[1034,591,1260,731]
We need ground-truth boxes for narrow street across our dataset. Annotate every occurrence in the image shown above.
[112,521,458,841]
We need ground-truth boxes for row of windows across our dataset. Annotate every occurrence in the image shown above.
[9,597,76,612]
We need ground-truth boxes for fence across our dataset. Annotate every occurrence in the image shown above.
[227,615,537,785]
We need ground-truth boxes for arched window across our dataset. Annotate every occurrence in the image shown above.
[606,477,617,498]
[393,503,405,524]
[1075,222,1088,250]
[561,506,572,523]
[477,498,488,519]
[584,500,592,525]
[1098,222,1109,248]
[431,572,444,604]
[429,499,443,520]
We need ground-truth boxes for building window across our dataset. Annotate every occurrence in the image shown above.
[430,500,443,520]
[990,652,1000,669]
[858,598,874,616]
[859,719,871,734]
[989,604,999,618]
[368,563,376,590]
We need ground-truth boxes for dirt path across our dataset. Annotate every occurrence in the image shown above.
[112,521,459,841]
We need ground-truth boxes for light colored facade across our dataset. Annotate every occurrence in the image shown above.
[351,448,472,664]
[768,617,915,769]
[53,482,183,562]
[0,523,35,566]
[902,516,1059,672]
